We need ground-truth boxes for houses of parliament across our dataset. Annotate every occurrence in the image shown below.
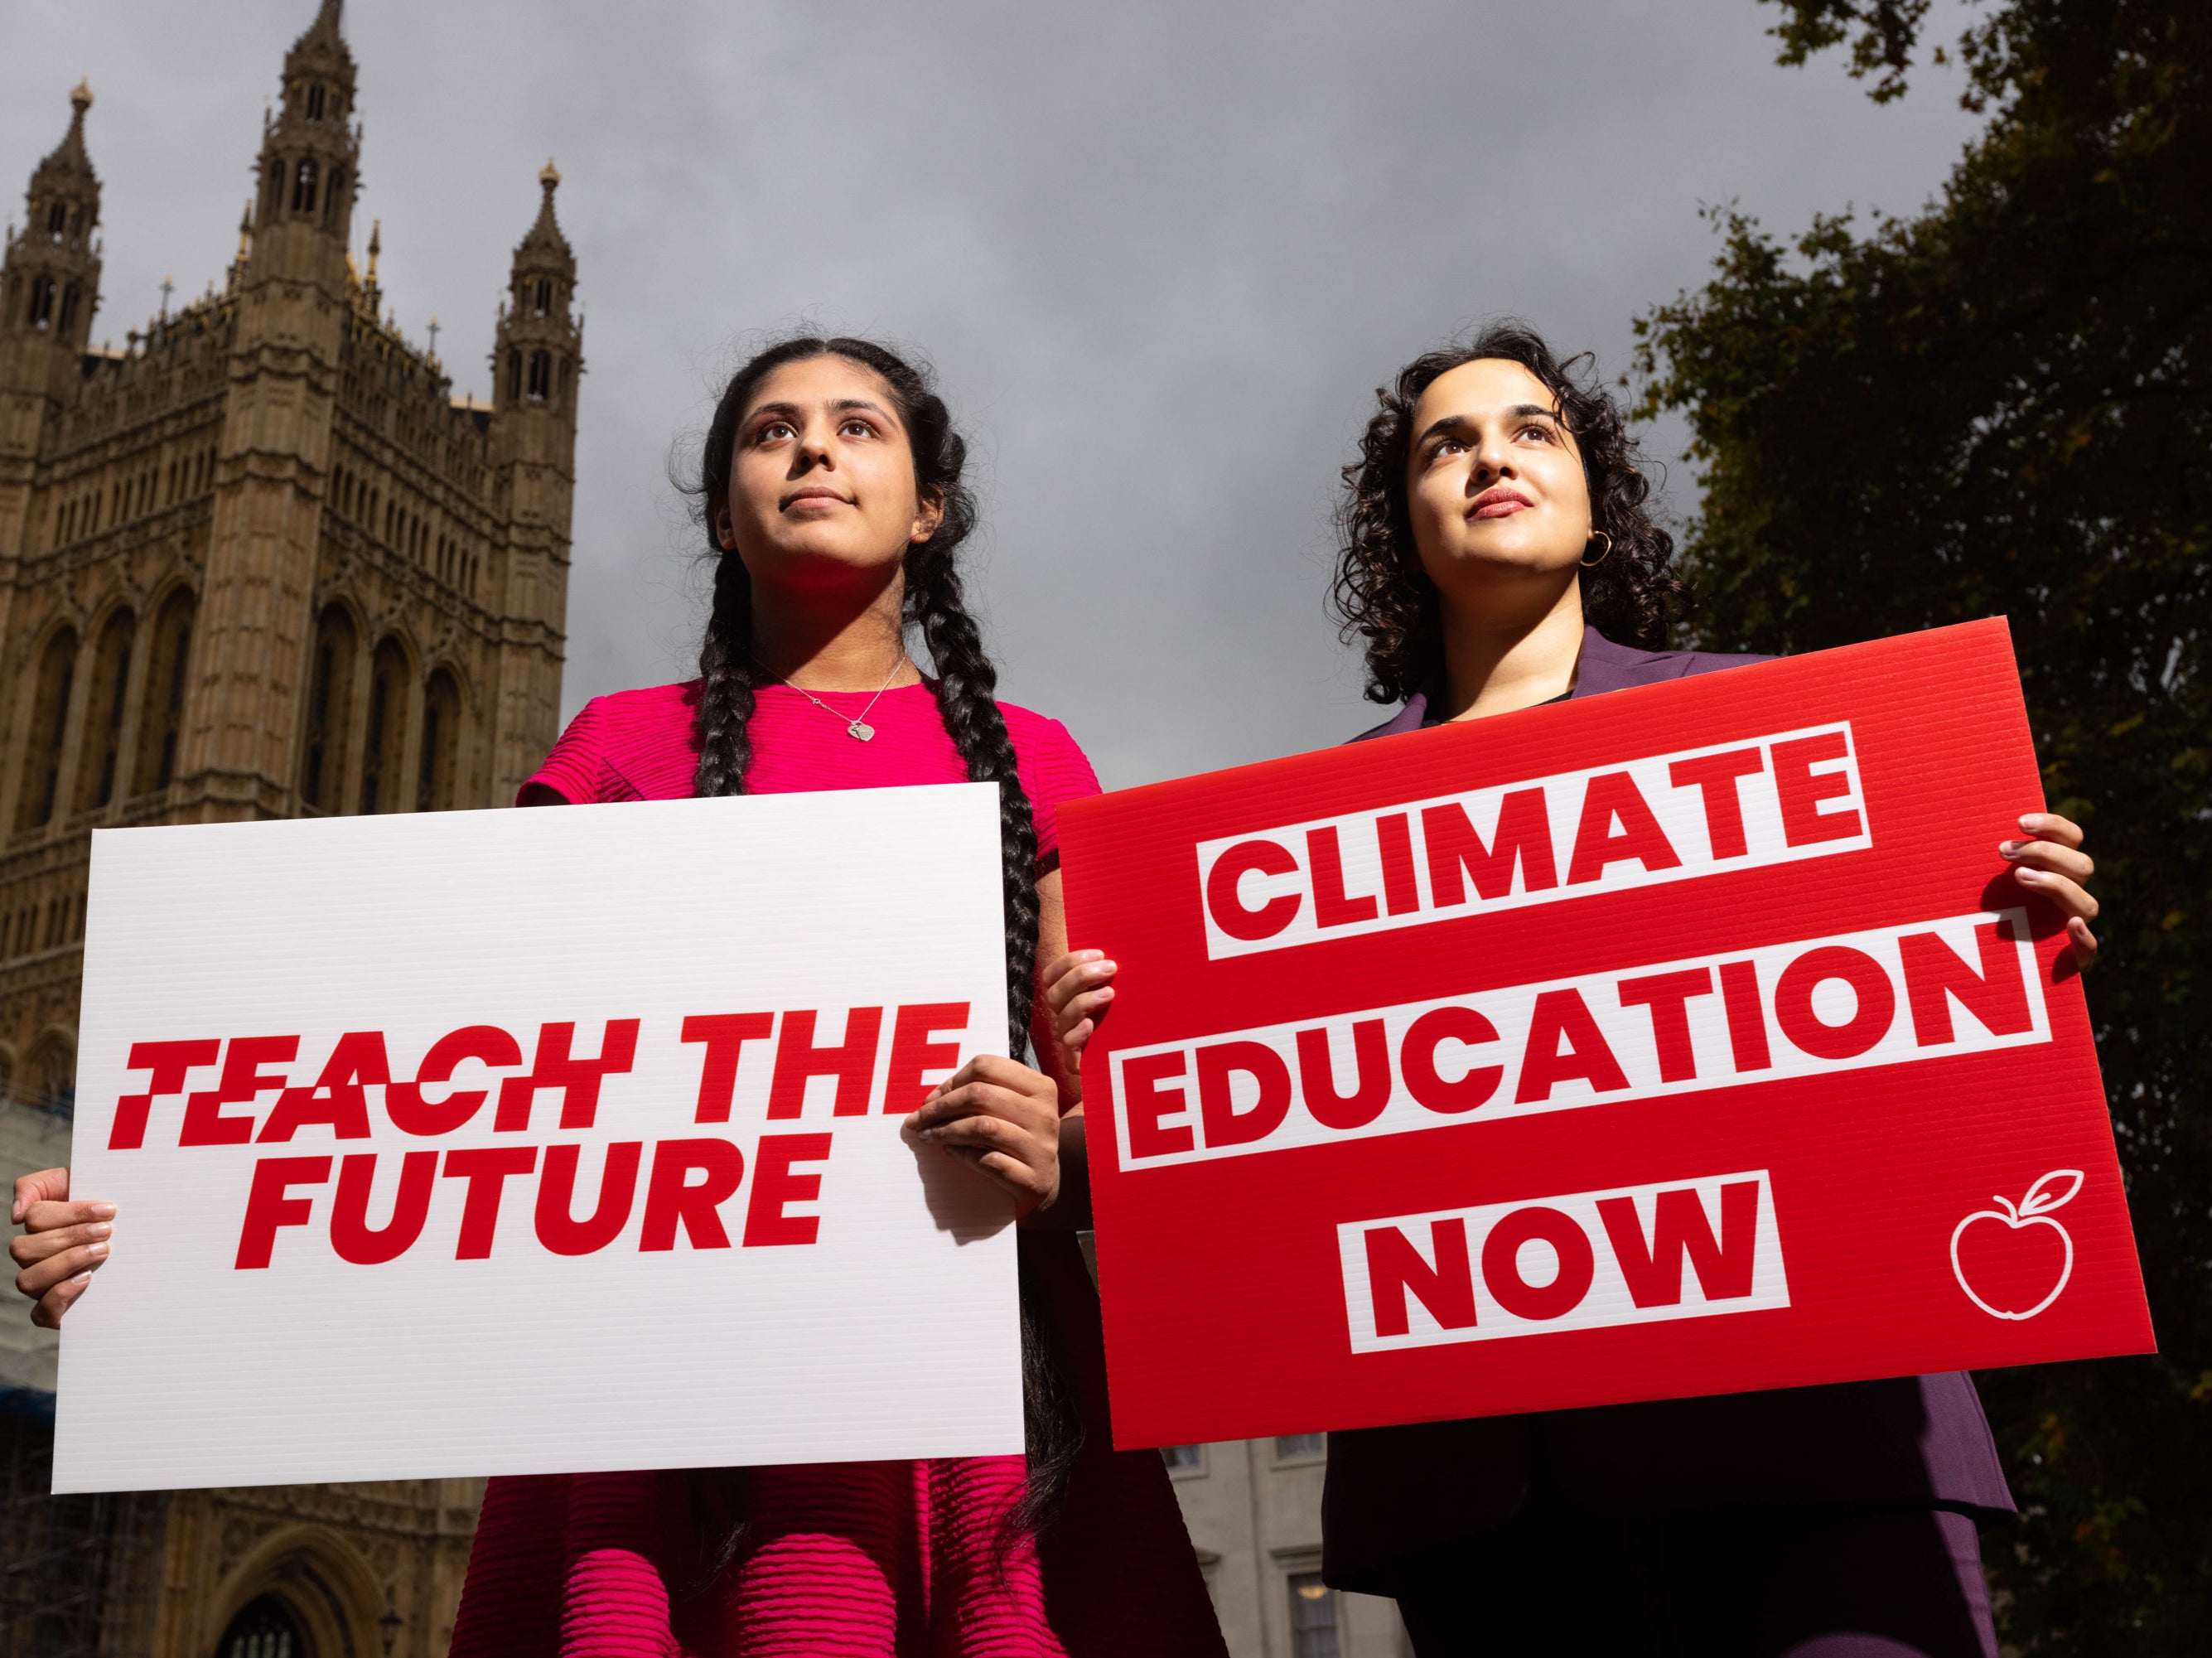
[0,3,578,1654]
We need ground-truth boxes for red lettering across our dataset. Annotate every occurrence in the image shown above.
[1123,1051,1193,1158]
[1400,1007,1501,1114]
[258,1031,389,1143]
[743,1133,832,1246]
[640,1138,746,1250]
[1770,731,1862,846]
[1205,839,1302,940]
[1365,1219,1475,1338]
[1196,1041,1292,1148]
[234,1154,330,1269]
[388,1026,521,1136]
[767,1008,883,1119]
[1306,826,1378,928]
[330,1150,437,1265]
[1480,1206,1595,1320]
[1422,790,1555,907]
[1514,989,1629,1103]
[182,1037,297,1147]
[1616,968,1714,1084]
[442,1146,539,1259]
[494,1020,640,1132]
[1774,945,1896,1060]
[1294,1021,1393,1130]
[1566,771,1682,885]
[1374,813,1421,916]
[537,1141,644,1254]
[1666,747,1765,859]
[1717,960,1772,1071]
[111,1038,219,1151]
[1597,1181,1761,1308]
[680,1013,775,1124]
[881,1003,969,1113]
[1900,920,2031,1046]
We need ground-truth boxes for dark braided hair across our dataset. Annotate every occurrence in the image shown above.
[682,336,1079,1570]
[1333,321,1689,705]
[688,336,1039,1057]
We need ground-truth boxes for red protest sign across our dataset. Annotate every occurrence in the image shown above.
[1060,620,2154,1449]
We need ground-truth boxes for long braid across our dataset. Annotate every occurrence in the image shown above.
[911,560,1039,1056]
[692,547,757,798]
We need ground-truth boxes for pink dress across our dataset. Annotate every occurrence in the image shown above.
[449,681,1225,1658]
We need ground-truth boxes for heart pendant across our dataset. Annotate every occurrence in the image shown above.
[848,721,875,742]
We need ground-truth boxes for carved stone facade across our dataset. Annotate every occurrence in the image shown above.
[0,0,579,1111]
[0,4,577,1653]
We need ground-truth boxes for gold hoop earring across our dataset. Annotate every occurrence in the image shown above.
[1580,531,1613,568]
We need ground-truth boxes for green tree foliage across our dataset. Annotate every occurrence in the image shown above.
[1636,2,2210,1648]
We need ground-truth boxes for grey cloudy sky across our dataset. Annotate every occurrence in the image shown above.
[2,0,1983,789]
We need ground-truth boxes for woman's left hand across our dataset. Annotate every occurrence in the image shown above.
[2004,812,2099,968]
[904,1055,1063,1218]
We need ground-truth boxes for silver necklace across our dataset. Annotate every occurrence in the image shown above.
[777,658,910,742]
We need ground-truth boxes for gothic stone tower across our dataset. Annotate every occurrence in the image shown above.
[0,3,578,1652]
[0,0,579,1106]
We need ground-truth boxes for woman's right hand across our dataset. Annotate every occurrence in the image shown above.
[1041,949,1118,1069]
[11,1169,112,1329]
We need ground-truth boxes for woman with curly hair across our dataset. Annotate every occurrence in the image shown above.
[1044,323,2103,1657]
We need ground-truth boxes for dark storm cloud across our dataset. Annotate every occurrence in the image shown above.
[2,0,1984,785]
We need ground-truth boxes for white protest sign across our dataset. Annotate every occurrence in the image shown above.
[53,784,1021,1492]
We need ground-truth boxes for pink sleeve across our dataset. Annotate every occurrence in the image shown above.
[1006,706,1102,869]
[519,697,613,806]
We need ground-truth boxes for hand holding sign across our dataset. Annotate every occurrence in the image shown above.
[9,1168,112,1328]
[2001,813,2099,965]
[905,1054,1066,1216]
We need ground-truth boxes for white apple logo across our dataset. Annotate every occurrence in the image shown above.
[1950,1169,2083,1321]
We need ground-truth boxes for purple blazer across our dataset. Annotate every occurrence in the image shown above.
[1320,627,2015,1594]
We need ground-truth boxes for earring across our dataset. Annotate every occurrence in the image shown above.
[1580,531,1613,568]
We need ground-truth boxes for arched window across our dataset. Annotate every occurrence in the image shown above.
[136,589,195,793]
[299,607,357,813]
[216,1593,308,1658]
[292,159,318,215]
[417,669,462,811]
[17,628,78,833]
[46,201,66,239]
[76,609,137,812]
[27,1034,75,1117]
[58,283,80,336]
[532,278,550,317]
[527,350,550,400]
[357,638,411,814]
[323,167,345,230]
[307,83,326,122]
[27,275,54,330]
[505,350,523,402]
[263,163,285,220]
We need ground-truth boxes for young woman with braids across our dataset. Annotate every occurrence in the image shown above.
[1041,325,2104,1658]
[12,336,1224,1658]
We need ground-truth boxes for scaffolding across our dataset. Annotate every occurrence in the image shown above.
[0,1399,155,1658]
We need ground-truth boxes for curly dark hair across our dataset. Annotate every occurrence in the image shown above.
[1332,321,1688,705]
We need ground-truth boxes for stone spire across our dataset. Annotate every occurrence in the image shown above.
[289,0,352,71]
[3,82,104,357]
[518,159,575,273]
[246,0,360,280]
[32,80,99,194]
[494,161,582,416]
